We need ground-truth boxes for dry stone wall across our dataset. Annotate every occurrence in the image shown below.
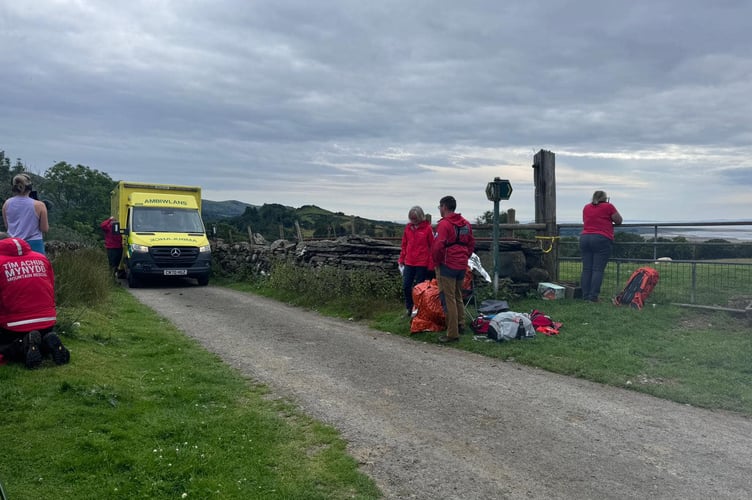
[212,235,551,287]
[211,235,401,275]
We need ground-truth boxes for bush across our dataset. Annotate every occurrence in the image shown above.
[46,224,101,245]
[262,262,402,318]
[51,247,112,308]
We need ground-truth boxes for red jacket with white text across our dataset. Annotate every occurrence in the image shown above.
[0,237,57,332]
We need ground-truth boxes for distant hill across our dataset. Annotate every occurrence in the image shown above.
[205,202,404,241]
[202,199,256,221]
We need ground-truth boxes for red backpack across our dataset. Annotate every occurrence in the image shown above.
[529,309,562,335]
[613,267,660,309]
[470,315,490,334]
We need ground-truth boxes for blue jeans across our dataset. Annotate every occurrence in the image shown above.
[26,239,45,255]
[403,265,429,313]
[579,234,613,301]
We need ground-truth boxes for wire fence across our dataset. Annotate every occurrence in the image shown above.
[556,222,752,309]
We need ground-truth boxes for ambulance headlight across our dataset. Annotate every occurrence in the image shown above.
[131,244,150,253]
[199,245,211,253]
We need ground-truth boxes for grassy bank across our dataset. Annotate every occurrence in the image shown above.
[0,285,379,500]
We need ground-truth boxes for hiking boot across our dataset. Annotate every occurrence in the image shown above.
[24,330,43,369]
[438,335,459,344]
[42,332,70,365]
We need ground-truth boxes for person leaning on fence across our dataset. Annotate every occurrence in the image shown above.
[0,232,70,369]
[398,206,435,318]
[580,190,623,302]
[432,196,474,343]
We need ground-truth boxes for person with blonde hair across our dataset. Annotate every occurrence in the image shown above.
[580,190,623,302]
[2,173,49,254]
[398,205,435,318]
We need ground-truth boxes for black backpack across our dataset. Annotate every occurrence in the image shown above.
[445,222,471,247]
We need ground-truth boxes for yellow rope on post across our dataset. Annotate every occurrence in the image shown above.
[535,235,560,253]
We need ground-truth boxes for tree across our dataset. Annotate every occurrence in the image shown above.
[655,236,693,260]
[0,150,30,202]
[475,210,510,225]
[612,232,652,259]
[696,239,737,260]
[0,151,11,201]
[312,218,332,238]
[41,162,114,235]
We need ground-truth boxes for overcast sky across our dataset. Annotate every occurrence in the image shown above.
[1,1,751,224]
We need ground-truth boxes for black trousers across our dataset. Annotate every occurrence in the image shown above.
[0,327,53,361]
[107,247,124,270]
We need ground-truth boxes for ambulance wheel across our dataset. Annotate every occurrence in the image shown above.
[196,275,209,286]
[127,270,141,288]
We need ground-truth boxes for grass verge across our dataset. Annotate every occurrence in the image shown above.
[0,287,379,500]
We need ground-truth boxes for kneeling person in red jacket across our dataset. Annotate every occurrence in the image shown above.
[0,233,70,369]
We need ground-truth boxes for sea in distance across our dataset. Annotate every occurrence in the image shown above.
[558,221,752,242]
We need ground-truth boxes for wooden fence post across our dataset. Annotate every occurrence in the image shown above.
[533,149,558,281]
[506,208,516,238]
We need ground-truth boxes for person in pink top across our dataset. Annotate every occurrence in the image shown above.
[580,190,623,302]
[2,173,49,254]
[398,206,435,317]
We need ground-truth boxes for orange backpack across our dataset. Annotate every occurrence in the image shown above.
[613,267,660,309]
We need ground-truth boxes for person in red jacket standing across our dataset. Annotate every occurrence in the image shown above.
[100,216,123,278]
[398,206,435,318]
[0,233,70,369]
[432,196,474,343]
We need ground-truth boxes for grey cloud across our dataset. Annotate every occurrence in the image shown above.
[1,0,751,223]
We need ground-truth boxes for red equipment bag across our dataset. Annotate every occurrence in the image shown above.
[613,267,660,310]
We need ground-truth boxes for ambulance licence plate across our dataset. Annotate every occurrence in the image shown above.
[164,269,188,276]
